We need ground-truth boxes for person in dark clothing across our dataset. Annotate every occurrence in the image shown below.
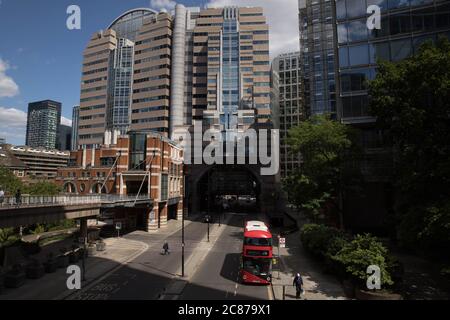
[293,273,304,299]
[15,189,21,207]
[163,241,170,255]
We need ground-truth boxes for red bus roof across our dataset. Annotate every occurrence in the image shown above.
[244,229,272,239]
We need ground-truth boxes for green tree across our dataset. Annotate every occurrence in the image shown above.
[0,166,24,195]
[368,37,450,251]
[283,114,361,226]
[25,181,61,196]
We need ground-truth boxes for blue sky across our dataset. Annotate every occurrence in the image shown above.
[0,0,299,146]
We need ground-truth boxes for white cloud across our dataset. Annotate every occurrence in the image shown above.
[0,58,20,98]
[206,0,300,58]
[61,116,72,127]
[0,107,27,144]
[150,0,176,12]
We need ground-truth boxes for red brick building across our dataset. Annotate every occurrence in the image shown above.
[56,131,184,231]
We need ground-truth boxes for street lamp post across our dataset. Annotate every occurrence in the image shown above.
[182,171,185,277]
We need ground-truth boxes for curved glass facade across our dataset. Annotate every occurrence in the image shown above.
[109,9,157,41]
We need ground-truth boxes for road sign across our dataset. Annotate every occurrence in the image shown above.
[279,237,286,248]
[115,222,122,230]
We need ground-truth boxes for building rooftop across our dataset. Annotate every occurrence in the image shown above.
[0,147,27,169]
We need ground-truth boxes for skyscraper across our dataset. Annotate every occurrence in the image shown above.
[71,105,79,151]
[58,124,72,151]
[299,0,338,117]
[332,0,450,229]
[25,100,61,149]
[78,9,159,148]
[273,52,306,178]
[77,6,271,149]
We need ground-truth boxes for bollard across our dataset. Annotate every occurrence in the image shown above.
[283,285,285,300]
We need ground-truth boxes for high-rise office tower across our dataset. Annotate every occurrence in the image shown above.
[78,6,271,148]
[299,0,338,117]
[58,124,72,151]
[71,105,79,151]
[25,100,61,149]
[273,52,306,178]
[333,0,450,230]
[78,9,159,148]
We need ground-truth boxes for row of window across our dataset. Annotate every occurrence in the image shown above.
[337,6,450,44]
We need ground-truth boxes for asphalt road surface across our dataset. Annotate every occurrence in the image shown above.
[69,217,209,300]
[180,213,272,300]
[69,213,270,300]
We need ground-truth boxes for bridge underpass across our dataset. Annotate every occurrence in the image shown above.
[187,164,283,225]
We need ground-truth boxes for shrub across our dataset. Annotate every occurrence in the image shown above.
[331,234,394,288]
[300,223,346,258]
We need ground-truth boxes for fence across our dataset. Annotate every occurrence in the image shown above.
[0,194,151,208]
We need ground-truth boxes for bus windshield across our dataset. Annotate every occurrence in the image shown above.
[244,237,272,246]
[243,257,271,275]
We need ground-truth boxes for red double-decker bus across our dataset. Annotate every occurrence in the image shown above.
[240,220,273,284]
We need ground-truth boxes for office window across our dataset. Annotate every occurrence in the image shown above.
[346,0,367,19]
[336,0,346,20]
[367,0,388,11]
[349,44,369,66]
[388,0,410,10]
[338,23,348,44]
[369,42,390,63]
[161,173,168,201]
[390,13,412,35]
[391,38,412,61]
[348,19,369,42]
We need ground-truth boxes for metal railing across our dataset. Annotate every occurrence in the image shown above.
[0,194,151,209]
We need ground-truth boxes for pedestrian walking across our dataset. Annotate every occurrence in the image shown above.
[293,273,304,299]
[0,187,5,207]
[15,188,21,207]
[162,241,170,255]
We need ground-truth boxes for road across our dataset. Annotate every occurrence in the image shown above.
[69,213,270,300]
[69,217,209,300]
[180,213,271,300]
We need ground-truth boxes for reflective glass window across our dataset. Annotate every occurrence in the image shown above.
[367,0,388,11]
[339,47,349,67]
[336,0,346,20]
[349,44,370,66]
[388,0,410,10]
[348,19,369,42]
[369,42,390,63]
[338,23,348,44]
[346,0,367,19]
[390,13,412,35]
[390,38,412,61]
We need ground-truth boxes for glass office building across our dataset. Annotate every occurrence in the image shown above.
[299,0,338,117]
[336,0,450,122]
[26,100,62,149]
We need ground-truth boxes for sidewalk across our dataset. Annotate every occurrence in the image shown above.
[1,214,202,300]
[271,209,347,300]
[0,237,147,300]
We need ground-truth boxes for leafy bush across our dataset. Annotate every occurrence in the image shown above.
[0,228,20,247]
[331,234,394,288]
[31,224,46,235]
[300,223,346,258]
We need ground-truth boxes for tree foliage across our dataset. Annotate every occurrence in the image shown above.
[283,114,361,223]
[0,165,61,196]
[368,37,450,251]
